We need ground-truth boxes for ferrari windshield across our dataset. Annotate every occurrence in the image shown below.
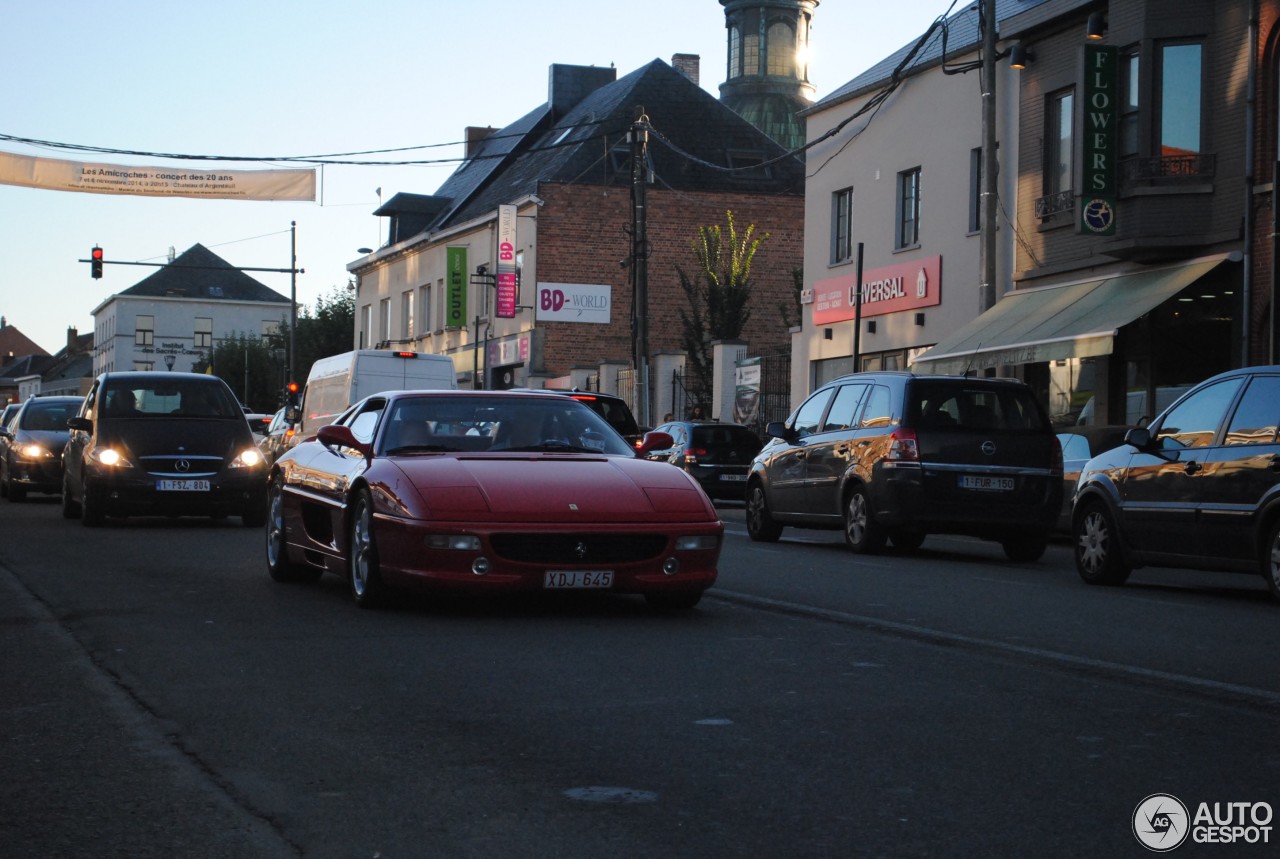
[380,395,635,456]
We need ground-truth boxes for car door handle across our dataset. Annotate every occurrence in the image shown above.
[1183,460,1201,475]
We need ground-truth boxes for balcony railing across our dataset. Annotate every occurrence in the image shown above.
[1121,153,1216,182]
[1034,189,1075,219]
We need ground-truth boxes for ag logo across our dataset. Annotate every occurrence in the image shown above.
[1133,793,1189,851]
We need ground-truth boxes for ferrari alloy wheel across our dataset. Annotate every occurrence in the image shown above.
[1262,519,1280,602]
[266,478,319,583]
[745,482,783,542]
[1074,500,1130,586]
[843,486,885,554]
[348,490,388,608]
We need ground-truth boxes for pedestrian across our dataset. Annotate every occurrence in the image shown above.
[689,404,705,420]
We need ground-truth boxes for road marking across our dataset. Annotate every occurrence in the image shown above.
[707,589,1280,710]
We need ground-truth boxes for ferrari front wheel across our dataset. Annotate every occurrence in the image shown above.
[348,489,389,608]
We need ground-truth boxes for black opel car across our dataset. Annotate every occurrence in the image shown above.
[1073,365,1280,601]
[747,372,1062,560]
[61,372,268,526]
[645,420,763,500]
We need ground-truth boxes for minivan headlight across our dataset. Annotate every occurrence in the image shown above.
[88,447,133,468]
[229,448,264,468]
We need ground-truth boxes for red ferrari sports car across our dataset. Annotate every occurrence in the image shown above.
[266,390,722,609]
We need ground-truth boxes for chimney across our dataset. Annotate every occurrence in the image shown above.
[548,64,616,118]
[67,326,79,352]
[672,54,700,86]
[465,126,498,158]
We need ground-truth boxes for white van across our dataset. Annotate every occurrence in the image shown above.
[295,350,457,441]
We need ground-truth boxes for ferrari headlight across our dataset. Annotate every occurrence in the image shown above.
[229,448,264,468]
[19,443,50,459]
[88,447,133,468]
[675,535,720,551]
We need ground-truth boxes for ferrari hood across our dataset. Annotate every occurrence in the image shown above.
[390,454,716,523]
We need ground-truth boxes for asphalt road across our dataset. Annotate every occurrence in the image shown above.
[2,495,1276,858]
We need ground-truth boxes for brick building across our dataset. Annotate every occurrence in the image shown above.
[348,57,804,423]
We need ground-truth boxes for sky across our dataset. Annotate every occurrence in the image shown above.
[0,0,959,355]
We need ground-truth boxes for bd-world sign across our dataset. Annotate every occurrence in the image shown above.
[1080,43,1118,236]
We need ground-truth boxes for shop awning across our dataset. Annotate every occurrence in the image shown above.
[910,254,1234,374]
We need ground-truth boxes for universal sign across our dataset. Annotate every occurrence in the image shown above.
[1080,44,1118,235]
[811,255,941,325]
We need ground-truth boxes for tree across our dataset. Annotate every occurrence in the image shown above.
[779,266,804,331]
[196,283,356,411]
[675,211,768,413]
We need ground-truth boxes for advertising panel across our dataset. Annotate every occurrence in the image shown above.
[446,247,468,328]
[535,283,612,324]
[812,256,942,325]
[496,204,518,318]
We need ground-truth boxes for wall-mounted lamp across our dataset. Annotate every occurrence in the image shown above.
[866,320,876,334]
[914,312,926,327]
[1086,11,1106,40]
[1009,44,1033,69]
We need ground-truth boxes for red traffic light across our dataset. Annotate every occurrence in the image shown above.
[90,246,104,279]
[286,381,299,394]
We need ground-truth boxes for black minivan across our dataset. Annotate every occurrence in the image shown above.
[62,372,268,526]
[746,372,1062,560]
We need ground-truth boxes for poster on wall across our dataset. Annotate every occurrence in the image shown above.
[734,357,761,425]
[496,204,518,318]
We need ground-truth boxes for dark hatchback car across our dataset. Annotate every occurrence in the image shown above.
[747,372,1062,560]
[1073,366,1280,601]
[646,420,762,500]
[62,372,268,526]
[1054,425,1131,531]
[0,396,83,501]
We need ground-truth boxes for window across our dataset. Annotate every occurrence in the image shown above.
[401,290,414,340]
[896,168,921,249]
[419,284,432,333]
[821,384,868,432]
[379,298,391,344]
[1046,88,1075,195]
[766,21,795,77]
[194,317,212,349]
[261,320,279,341]
[968,148,983,233]
[791,389,835,438]
[360,304,371,349]
[1225,376,1280,446]
[132,361,154,372]
[832,188,853,263]
[134,315,154,347]
[859,385,894,428]
[1158,42,1202,156]
[1156,378,1243,449]
[728,25,742,79]
[1120,48,1140,158]
[743,29,759,77]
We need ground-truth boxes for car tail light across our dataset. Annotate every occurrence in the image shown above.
[683,447,707,464]
[886,428,919,462]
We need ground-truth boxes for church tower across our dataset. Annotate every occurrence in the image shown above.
[718,0,817,152]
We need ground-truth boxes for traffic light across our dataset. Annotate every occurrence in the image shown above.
[90,246,104,279]
[286,381,299,396]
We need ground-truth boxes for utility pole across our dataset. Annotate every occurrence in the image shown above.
[630,107,651,427]
[980,0,999,314]
[289,221,298,397]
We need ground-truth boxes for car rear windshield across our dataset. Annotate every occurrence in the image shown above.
[909,382,1049,432]
[690,425,761,457]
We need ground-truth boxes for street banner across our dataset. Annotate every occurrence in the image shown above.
[0,150,316,201]
[495,204,518,319]
[1080,44,1118,235]
[446,247,468,327]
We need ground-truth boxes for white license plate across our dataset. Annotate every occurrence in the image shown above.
[544,570,614,589]
[719,473,747,481]
[157,479,211,492]
[959,475,1014,491]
